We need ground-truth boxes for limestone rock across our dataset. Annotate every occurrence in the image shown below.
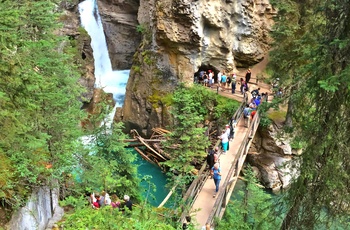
[8,186,62,230]
[98,0,141,69]
[58,1,95,102]
[248,124,301,192]
[122,0,276,135]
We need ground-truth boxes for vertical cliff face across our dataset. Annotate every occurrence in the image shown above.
[58,1,95,102]
[8,186,63,230]
[248,123,301,192]
[98,0,141,69]
[122,0,276,136]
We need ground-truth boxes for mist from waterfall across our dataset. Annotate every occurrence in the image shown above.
[78,0,129,129]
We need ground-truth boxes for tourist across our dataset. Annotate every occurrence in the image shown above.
[221,72,227,90]
[206,149,215,170]
[211,163,222,198]
[243,104,252,127]
[123,195,132,211]
[88,192,97,208]
[231,74,236,94]
[217,71,222,86]
[225,124,231,150]
[93,194,101,209]
[208,70,214,87]
[276,88,283,98]
[251,87,260,98]
[240,78,246,94]
[271,78,279,93]
[182,216,192,229]
[213,147,219,163]
[249,101,257,110]
[245,68,252,83]
[251,110,257,119]
[229,119,237,140]
[262,92,269,102]
[203,72,208,86]
[219,130,229,154]
[254,96,261,107]
[97,193,105,208]
[111,195,121,209]
[102,191,111,206]
[226,75,231,88]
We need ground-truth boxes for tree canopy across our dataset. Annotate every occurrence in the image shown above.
[269,0,350,229]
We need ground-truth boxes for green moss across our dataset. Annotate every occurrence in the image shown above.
[267,110,286,122]
[132,65,141,74]
[77,26,88,36]
[141,50,156,65]
[161,93,174,106]
[148,90,162,109]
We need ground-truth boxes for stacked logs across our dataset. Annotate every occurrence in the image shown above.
[129,128,171,167]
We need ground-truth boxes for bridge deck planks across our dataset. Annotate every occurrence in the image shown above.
[191,117,249,228]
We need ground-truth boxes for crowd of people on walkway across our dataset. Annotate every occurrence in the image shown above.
[194,68,283,100]
[205,81,268,200]
[205,119,237,198]
[194,68,255,94]
[87,191,133,211]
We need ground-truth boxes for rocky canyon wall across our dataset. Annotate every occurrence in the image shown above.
[248,122,301,192]
[121,0,277,136]
[8,186,63,230]
[58,1,96,103]
[97,0,141,70]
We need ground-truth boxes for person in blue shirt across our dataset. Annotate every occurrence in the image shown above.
[243,104,252,127]
[254,96,261,106]
[211,163,222,198]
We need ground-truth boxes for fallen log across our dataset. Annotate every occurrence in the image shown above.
[157,184,178,208]
[136,136,167,161]
[134,147,154,164]
[144,149,165,162]
[126,143,144,147]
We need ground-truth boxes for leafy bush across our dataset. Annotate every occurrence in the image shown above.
[61,204,176,230]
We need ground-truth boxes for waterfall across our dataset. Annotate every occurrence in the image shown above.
[79,0,129,129]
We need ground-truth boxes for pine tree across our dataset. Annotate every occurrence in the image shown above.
[0,0,85,206]
[216,166,279,230]
[269,0,350,229]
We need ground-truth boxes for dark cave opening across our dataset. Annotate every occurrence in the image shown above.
[194,64,221,84]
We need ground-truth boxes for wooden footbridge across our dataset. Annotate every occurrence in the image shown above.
[179,91,264,229]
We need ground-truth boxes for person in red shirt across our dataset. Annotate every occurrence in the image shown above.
[251,110,257,119]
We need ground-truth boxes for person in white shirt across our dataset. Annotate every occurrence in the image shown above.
[219,129,229,154]
[208,70,214,87]
[217,71,222,86]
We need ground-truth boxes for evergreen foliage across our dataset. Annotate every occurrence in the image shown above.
[216,166,279,230]
[163,84,239,176]
[269,0,350,229]
[61,201,176,229]
[76,118,141,202]
[0,0,86,206]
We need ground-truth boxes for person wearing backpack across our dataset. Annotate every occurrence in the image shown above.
[251,87,260,98]
[226,75,231,88]
[206,149,215,170]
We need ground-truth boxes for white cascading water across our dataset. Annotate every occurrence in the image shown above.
[79,0,129,129]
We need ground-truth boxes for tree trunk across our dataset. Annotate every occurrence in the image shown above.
[284,96,294,128]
